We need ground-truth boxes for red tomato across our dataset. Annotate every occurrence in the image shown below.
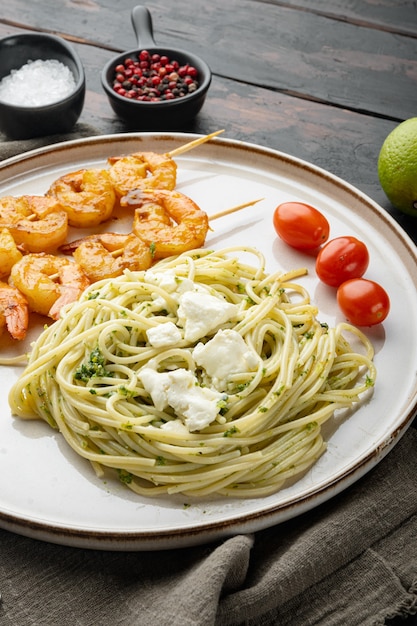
[316,236,370,287]
[337,278,390,326]
[273,202,330,250]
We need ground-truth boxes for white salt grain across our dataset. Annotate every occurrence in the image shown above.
[0,59,76,107]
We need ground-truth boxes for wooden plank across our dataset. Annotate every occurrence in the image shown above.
[1,0,416,120]
[258,0,417,37]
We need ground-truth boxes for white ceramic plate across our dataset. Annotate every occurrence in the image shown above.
[0,133,416,551]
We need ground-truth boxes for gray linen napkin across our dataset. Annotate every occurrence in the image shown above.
[0,123,99,160]
[0,132,416,626]
[0,428,416,626]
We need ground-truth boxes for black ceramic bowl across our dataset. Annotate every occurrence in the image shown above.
[0,33,85,139]
[101,5,211,129]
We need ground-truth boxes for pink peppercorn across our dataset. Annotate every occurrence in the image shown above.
[111,50,200,102]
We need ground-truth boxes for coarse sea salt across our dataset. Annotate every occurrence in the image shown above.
[0,59,76,107]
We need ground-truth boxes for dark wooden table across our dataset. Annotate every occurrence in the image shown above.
[0,3,416,624]
[1,0,416,241]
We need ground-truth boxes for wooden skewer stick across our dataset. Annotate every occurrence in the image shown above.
[209,198,264,221]
[167,130,224,157]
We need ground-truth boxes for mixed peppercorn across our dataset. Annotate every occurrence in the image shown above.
[111,50,200,102]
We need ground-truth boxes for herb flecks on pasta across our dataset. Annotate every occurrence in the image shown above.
[9,246,375,498]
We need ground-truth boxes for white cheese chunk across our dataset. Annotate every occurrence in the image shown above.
[146,322,182,348]
[144,271,195,311]
[138,367,224,432]
[144,270,194,296]
[193,329,260,391]
[144,269,179,292]
[176,278,195,296]
[138,367,169,412]
[177,291,239,342]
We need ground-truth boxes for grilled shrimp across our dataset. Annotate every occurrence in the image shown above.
[124,189,209,258]
[10,253,90,320]
[47,168,116,228]
[62,232,153,283]
[0,228,23,278]
[0,195,68,252]
[107,151,177,199]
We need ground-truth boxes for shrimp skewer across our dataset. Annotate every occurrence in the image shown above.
[10,254,90,321]
[61,188,212,266]
[0,195,68,253]
[107,130,224,200]
[0,130,239,353]
[17,131,225,227]
[47,168,116,228]
[0,282,29,341]
[61,197,264,268]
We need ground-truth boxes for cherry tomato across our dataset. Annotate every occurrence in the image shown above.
[315,236,370,287]
[337,278,390,326]
[273,202,330,250]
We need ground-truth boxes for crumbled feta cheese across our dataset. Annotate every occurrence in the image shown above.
[138,367,224,432]
[144,270,196,310]
[176,278,195,296]
[144,270,194,296]
[139,367,170,411]
[146,322,182,348]
[144,269,179,292]
[177,291,239,342]
[193,329,260,391]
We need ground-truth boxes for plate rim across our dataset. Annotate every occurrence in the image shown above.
[1,131,416,551]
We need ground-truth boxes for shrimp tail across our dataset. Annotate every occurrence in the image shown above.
[48,264,90,320]
[49,285,83,320]
[6,302,29,340]
[0,282,29,341]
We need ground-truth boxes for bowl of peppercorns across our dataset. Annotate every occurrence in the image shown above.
[101,5,211,128]
[0,33,85,139]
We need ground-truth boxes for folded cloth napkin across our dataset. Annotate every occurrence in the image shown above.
[0,427,416,626]
[0,123,100,161]
[0,131,416,626]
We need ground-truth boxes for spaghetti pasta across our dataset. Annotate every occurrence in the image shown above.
[9,246,376,498]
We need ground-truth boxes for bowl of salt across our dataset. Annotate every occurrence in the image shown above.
[0,33,85,139]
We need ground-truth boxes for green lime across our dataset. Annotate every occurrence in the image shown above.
[377,117,417,217]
